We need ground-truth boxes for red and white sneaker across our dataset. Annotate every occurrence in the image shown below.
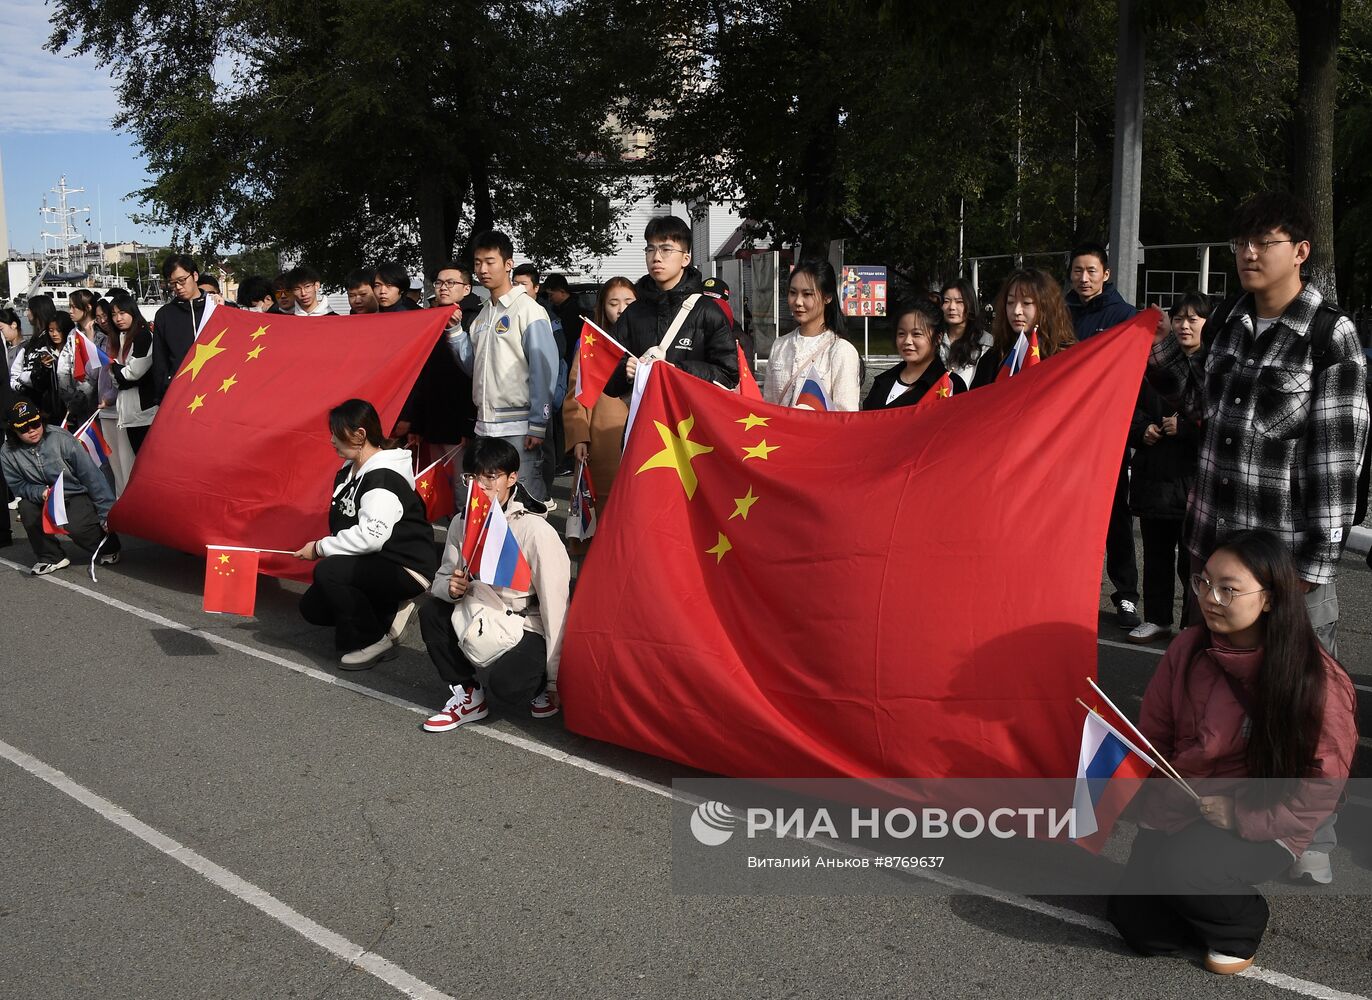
[530,690,560,719]
[422,684,489,732]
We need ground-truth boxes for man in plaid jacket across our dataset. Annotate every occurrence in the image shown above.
[1148,191,1368,884]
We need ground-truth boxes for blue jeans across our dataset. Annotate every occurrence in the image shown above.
[496,433,547,501]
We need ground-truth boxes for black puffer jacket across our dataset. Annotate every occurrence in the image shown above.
[151,295,210,404]
[1127,380,1199,520]
[604,268,738,396]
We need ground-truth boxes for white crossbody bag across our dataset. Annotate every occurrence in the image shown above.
[450,580,525,668]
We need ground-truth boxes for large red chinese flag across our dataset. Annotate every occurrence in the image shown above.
[561,312,1158,780]
[111,309,446,581]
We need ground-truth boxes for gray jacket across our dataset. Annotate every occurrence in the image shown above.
[0,425,115,519]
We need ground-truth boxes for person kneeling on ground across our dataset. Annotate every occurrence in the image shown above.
[294,399,439,668]
[1106,529,1356,976]
[419,436,570,731]
[0,399,120,575]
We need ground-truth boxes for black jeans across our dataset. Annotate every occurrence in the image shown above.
[1139,517,1189,628]
[126,425,149,454]
[299,554,425,653]
[17,493,119,562]
[417,595,547,707]
[0,477,12,545]
[1107,824,1292,959]
[1106,455,1140,606]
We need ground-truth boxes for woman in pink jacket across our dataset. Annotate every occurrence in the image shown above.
[1106,529,1357,975]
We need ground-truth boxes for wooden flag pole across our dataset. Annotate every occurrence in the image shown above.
[1084,678,1200,800]
[1074,698,1198,800]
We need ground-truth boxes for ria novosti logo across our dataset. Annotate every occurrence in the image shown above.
[690,800,738,845]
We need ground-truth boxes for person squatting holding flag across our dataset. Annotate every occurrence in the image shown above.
[293,399,439,668]
[1106,530,1356,976]
[0,400,120,576]
[417,437,570,732]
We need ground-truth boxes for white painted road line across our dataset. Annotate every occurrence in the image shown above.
[4,557,1369,1000]
[0,737,458,1000]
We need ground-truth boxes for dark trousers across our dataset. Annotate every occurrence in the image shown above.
[1107,825,1291,959]
[0,477,12,545]
[17,493,119,562]
[1106,456,1140,606]
[1139,517,1189,628]
[127,425,149,454]
[299,554,425,653]
[417,595,547,707]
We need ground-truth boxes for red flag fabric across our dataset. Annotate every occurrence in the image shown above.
[561,311,1158,780]
[736,343,762,400]
[1025,329,1042,369]
[912,371,954,412]
[203,546,260,615]
[110,310,446,581]
[416,454,457,522]
[574,320,627,408]
[459,483,495,566]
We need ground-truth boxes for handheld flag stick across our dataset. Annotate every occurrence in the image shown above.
[1075,698,1198,800]
[578,315,628,355]
[1084,679,1200,800]
[416,443,463,480]
[204,544,298,555]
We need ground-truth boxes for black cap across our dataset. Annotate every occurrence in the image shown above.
[8,400,42,429]
[702,276,730,299]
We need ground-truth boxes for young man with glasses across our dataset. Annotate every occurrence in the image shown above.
[445,232,559,503]
[417,437,570,730]
[603,216,738,398]
[1148,191,1369,885]
[287,264,334,316]
[150,254,210,405]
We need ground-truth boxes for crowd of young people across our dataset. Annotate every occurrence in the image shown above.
[1,195,1366,976]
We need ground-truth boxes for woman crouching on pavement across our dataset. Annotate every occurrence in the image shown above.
[1106,529,1356,975]
[295,399,438,669]
[418,436,570,731]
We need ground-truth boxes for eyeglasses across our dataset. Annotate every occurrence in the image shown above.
[644,244,686,259]
[433,279,469,290]
[166,273,195,290]
[1189,574,1265,608]
[461,472,508,487]
[1228,238,1295,257]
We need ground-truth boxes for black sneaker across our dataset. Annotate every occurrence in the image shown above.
[1116,600,1141,629]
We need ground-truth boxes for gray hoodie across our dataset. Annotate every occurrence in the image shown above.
[0,424,115,518]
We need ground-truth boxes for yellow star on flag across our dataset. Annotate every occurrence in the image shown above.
[218,553,230,564]
[245,345,265,361]
[1029,344,1040,359]
[729,487,759,520]
[936,384,951,398]
[176,331,227,381]
[187,393,206,414]
[736,413,769,431]
[636,414,714,499]
[742,439,779,462]
[584,331,597,347]
[706,532,732,563]
[250,325,269,340]
[218,373,238,393]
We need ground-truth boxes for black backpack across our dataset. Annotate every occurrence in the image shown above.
[1203,293,1371,525]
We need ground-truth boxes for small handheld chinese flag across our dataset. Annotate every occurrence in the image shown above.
[736,343,762,400]
[460,482,495,566]
[912,372,955,412]
[204,546,260,616]
[416,455,457,522]
[574,320,627,407]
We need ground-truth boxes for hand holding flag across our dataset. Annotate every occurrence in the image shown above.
[72,332,111,381]
[42,475,69,536]
[461,482,533,589]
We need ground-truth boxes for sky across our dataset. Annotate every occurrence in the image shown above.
[0,0,172,254]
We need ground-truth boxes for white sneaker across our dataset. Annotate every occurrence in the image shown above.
[1288,850,1333,885]
[7,497,17,510]
[1127,622,1168,644]
[1204,950,1255,975]
[530,690,560,719]
[29,558,70,576]
[339,635,396,670]
[422,684,489,732]
[388,601,416,641]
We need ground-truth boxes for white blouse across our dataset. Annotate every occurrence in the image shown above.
[762,330,862,412]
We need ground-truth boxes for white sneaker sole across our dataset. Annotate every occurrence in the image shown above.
[421,707,489,732]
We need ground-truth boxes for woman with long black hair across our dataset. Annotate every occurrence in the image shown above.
[1107,529,1357,975]
[10,295,60,418]
[970,268,1077,389]
[937,278,992,389]
[862,300,966,410]
[108,289,157,456]
[763,260,861,411]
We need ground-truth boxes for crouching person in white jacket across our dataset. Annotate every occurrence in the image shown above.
[295,399,440,669]
[419,437,570,731]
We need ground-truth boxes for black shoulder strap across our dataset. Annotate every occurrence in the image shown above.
[1307,300,1344,368]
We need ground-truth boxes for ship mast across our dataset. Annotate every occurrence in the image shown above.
[39,175,91,273]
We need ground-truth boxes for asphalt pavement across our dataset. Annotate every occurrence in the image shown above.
[1,499,1370,1000]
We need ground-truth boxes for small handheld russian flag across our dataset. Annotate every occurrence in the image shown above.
[1071,710,1154,853]
[72,332,111,381]
[467,489,533,591]
[42,474,69,536]
[76,418,111,468]
[565,463,598,541]
[794,366,831,411]
[995,328,1042,382]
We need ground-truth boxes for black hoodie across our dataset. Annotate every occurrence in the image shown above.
[603,267,738,396]
[151,294,210,404]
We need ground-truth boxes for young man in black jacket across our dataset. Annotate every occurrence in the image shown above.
[151,254,211,405]
[603,216,738,398]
